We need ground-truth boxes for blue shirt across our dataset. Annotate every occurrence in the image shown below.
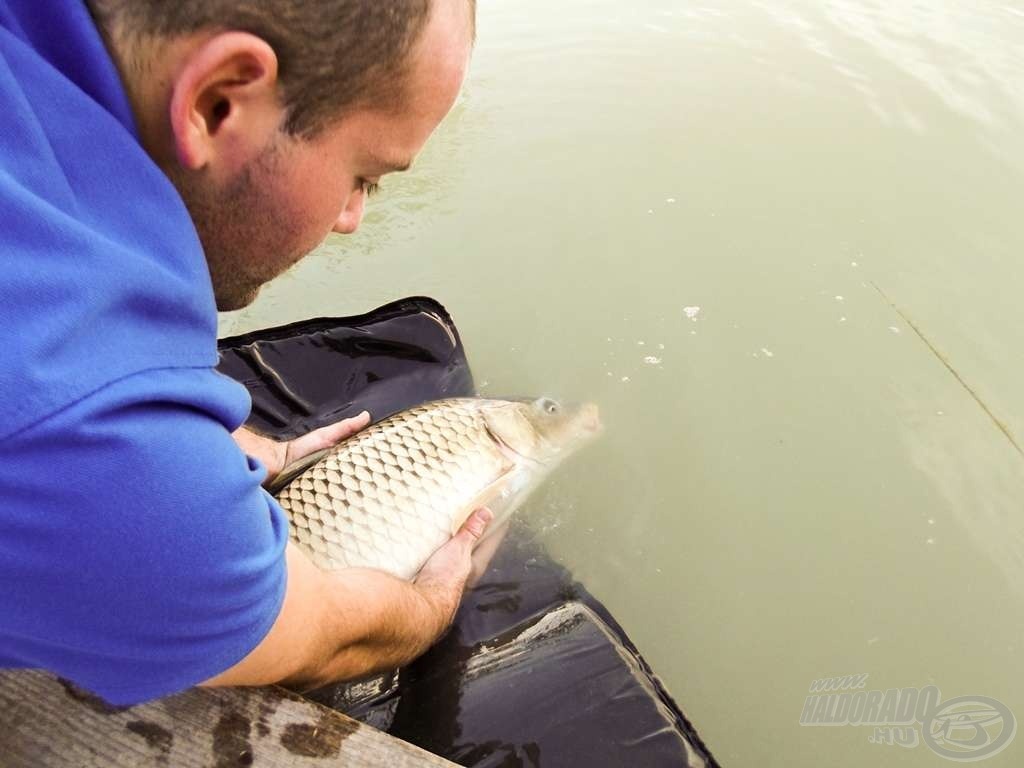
[0,0,289,704]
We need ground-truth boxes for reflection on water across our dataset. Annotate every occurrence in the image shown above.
[221,2,1024,766]
[819,3,1024,127]
[757,1,1024,166]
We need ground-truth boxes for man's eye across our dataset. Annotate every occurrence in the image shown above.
[361,180,380,197]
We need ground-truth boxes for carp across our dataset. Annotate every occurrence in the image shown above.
[273,397,600,579]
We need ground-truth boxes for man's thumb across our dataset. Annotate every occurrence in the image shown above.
[455,507,493,544]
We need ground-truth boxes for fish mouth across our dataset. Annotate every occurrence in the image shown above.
[578,403,603,435]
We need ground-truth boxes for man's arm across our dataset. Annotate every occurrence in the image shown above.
[2,364,488,703]
[201,507,492,691]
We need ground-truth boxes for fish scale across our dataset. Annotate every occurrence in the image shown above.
[274,396,600,580]
[276,399,514,579]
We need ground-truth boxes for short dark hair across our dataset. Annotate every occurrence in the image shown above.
[87,1,469,137]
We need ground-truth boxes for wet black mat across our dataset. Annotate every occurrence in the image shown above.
[218,297,718,768]
[217,296,474,440]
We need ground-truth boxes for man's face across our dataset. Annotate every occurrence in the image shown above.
[180,0,472,311]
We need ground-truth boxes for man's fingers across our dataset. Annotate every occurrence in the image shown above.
[416,508,494,586]
[318,410,371,443]
[455,507,493,544]
[285,411,370,465]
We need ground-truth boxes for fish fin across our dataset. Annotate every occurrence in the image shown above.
[450,470,521,536]
[266,447,334,495]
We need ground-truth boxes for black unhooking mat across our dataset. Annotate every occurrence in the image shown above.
[217,297,719,768]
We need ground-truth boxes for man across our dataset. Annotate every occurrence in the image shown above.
[0,0,489,706]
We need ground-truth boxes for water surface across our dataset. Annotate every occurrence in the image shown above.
[220,3,1024,765]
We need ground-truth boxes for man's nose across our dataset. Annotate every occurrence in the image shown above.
[332,190,366,235]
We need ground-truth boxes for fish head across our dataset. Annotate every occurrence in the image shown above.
[481,397,602,464]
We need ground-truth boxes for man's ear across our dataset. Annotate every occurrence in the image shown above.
[168,32,282,173]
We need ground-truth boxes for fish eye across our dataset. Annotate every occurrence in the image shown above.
[539,398,559,415]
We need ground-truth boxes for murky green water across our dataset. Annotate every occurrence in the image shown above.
[219,2,1024,765]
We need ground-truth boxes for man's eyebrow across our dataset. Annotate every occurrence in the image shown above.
[371,155,413,173]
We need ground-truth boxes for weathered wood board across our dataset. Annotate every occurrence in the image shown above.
[0,670,457,768]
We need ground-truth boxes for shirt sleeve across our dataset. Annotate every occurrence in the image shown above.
[0,366,289,705]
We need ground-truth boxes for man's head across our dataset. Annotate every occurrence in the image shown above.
[88,0,475,310]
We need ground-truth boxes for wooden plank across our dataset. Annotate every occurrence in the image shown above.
[0,670,458,768]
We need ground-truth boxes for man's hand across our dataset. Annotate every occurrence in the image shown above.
[414,506,495,629]
[201,507,493,691]
[232,411,371,487]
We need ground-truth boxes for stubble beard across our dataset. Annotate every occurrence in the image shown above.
[171,142,309,312]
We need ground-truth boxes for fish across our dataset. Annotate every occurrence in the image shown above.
[272,397,601,580]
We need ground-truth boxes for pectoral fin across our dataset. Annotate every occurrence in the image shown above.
[450,471,519,536]
[451,466,541,541]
